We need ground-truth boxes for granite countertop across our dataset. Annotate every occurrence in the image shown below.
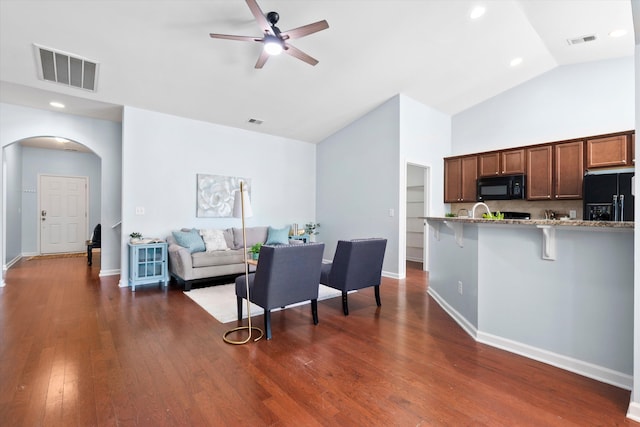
[424,216,634,229]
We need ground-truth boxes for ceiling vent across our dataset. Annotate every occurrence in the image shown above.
[34,44,99,91]
[567,34,597,45]
[248,118,264,125]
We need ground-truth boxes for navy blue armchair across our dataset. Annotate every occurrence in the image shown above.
[235,243,325,340]
[320,238,387,315]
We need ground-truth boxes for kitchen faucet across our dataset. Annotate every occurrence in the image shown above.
[471,202,492,219]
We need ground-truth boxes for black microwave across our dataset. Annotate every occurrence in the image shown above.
[477,174,525,201]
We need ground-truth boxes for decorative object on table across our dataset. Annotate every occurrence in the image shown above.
[249,243,262,260]
[196,174,251,218]
[129,232,142,244]
[304,222,320,242]
[320,238,387,316]
[223,181,264,344]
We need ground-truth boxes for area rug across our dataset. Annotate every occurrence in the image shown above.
[184,283,345,323]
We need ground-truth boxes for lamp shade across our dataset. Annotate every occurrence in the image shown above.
[233,183,253,218]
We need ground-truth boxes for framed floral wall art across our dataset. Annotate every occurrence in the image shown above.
[196,174,251,218]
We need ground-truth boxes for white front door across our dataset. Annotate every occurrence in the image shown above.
[39,175,88,254]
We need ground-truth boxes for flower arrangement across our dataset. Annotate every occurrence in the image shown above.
[130,232,142,239]
[304,222,320,236]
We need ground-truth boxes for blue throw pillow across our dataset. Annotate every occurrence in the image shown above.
[266,226,290,245]
[172,228,205,253]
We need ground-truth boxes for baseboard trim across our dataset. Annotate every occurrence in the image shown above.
[5,254,22,269]
[427,287,632,390]
[626,401,640,421]
[427,287,478,339]
[99,269,120,277]
[477,331,632,390]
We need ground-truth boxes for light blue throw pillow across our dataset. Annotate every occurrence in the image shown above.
[266,226,290,245]
[172,228,205,253]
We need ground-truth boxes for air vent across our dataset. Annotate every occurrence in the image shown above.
[34,44,99,91]
[248,118,264,125]
[567,34,597,45]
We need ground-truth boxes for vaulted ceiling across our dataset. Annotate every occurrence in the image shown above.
[0,1,635,145]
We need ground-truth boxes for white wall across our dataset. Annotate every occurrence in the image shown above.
[452,57,635,155]
[399,94,452,275]
[120,106,317,286]
[317,96,400,276]
[0,103,122,283]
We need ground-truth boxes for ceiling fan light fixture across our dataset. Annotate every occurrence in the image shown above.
[263,36,283,55]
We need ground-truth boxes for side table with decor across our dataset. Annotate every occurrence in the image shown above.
[128,241,169,291]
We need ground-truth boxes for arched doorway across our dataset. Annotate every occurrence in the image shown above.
[3,136,101,261]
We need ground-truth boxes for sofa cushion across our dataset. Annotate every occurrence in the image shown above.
[191,249,245,268]
[200,229,229,252]
[266,226,290,245]
[222,228,234,249]
[232,226,268,249]
[172,229,205,253]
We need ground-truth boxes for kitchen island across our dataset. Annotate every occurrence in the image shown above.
[425,216,634,389]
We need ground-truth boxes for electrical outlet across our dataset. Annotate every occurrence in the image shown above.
[388,208,395,217]
[135,206,145,215]
[569,210,576,219]
[457,281,463,295]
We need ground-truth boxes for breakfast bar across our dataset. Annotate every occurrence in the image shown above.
[425,216,634,389]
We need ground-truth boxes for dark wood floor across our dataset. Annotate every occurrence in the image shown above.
[0,256,636,426]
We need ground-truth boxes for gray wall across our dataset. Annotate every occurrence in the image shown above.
[4,142,22,264]
[21,147,101,254]
[317,96,400,275]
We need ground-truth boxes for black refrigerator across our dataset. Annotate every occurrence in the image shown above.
[583,172,634,221]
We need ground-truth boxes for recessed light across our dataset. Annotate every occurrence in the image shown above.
[470,6,486,20]
[509,57,523,67]
[609,29,627,38]
[49,101,65,108]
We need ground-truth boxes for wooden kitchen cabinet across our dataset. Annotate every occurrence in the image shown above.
[478,152,500,176]
[444,155,477,202]
[554,140,584,199]
[501,149,526,175]
[526,145,553,200]
[586,135,629,168]
[631,133,635,165]
[478,149,525,176]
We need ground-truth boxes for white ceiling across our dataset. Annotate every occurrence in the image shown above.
[0,0,635,146]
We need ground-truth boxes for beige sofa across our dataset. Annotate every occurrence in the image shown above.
[167,226,298,291]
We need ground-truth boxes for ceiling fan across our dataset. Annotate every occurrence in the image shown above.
[209,0,329,69]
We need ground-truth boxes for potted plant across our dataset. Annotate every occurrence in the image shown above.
[129,232,142,244]
[304,222,320,242]
[249,242,263,260]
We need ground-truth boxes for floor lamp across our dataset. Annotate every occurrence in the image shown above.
[223,181,264,344]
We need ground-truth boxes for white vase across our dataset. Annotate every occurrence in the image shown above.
[309,234,316,243]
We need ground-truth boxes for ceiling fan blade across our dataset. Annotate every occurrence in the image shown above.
[255,49,269,69]
[281,20,329,40]
[284,44,319,66]
[245,0,272,34]
[210,33,260,42]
